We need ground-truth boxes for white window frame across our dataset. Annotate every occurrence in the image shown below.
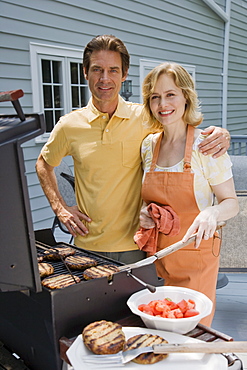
[30,42,86,142]
[139,59,196,102]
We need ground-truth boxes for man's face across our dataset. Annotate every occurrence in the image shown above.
[84,50,127,110]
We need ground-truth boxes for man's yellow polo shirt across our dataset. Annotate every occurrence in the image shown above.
[41,96,152,252]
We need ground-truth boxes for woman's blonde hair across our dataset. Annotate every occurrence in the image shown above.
[142,62,203,130]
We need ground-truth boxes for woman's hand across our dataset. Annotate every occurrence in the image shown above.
[140,205,155,229]
[182,207,220,248]
[183,178,239,248]
[198,126,230,158]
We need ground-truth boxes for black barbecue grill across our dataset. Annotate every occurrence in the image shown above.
[0,92,163,370]
[1,232,162,370]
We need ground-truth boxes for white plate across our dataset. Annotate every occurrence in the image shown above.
[66,327,228,370]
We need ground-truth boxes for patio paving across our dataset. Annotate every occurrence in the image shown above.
[213,272,247,370]
[219,194,247,269]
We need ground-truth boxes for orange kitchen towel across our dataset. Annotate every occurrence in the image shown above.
[134,203,180,255]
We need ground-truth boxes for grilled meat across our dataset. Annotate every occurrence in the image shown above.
[82,320,126,355]
[83,264,119,280]
[42,274,80,289]
[37,255,44,262]
[43,246,76,261]
[64,255,97,270]
[124,334,169,364]
[38,262,54,278]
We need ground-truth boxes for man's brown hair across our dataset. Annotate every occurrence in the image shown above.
[83,34,130,77]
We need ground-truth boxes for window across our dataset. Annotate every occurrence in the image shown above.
[139,59,196,101]
[41,58,64,132]
[30,43,89,141]
[70,62,88,109]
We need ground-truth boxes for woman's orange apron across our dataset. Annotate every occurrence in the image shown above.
[141,125,220,326]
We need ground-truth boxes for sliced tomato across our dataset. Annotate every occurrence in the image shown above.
[184,308,200,318]
[143,306,155,316]
[148,300,159,308]
[139,298,200,319]
[165,300,178,310]
[138,304,153,316]
[177,299,188,313]
[172,308,184,318]
[187,299,196,309]
[148,300,161,313]
[166,310,176,318]
[155,301,169,312]
[148,301,162,315]
[138,304,147,312]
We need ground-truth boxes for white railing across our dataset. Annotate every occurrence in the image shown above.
[229,135,247,155]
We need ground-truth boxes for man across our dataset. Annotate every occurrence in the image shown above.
[36,34,230,264]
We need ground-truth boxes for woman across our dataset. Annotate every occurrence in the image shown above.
[138,62,239,326]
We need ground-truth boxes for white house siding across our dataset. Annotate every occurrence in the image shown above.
[227,0,247,134]
[0,0,246,231]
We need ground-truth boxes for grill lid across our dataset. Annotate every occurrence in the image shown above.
[0,110,45,292]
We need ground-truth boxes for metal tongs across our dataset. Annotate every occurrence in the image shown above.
[119,221,226,273]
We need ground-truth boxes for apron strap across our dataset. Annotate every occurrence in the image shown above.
[150,132,163,171]
[183,125,195,172]
[150,125,195,173]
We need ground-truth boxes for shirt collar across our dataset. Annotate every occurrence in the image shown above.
[86,95,132,122]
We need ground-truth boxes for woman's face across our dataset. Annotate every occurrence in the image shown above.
[149,73,187,127]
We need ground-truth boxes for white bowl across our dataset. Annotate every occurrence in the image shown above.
[127,286,213,334]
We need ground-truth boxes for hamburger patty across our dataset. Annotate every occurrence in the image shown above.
[42,273,80,289]
[64,255,97,270]
[83,264,119,280]
[38,262,54,278]
[124,333,169,364]
[43,246,76,260]
[82,320,126,355]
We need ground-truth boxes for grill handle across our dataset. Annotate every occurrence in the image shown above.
[127,271,156,293]
[0,89,25,121]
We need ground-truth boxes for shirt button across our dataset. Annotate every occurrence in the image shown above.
[105,129,109,132]
[102,115,106,119]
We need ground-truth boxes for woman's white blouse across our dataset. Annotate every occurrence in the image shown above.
[141,133,233,210]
